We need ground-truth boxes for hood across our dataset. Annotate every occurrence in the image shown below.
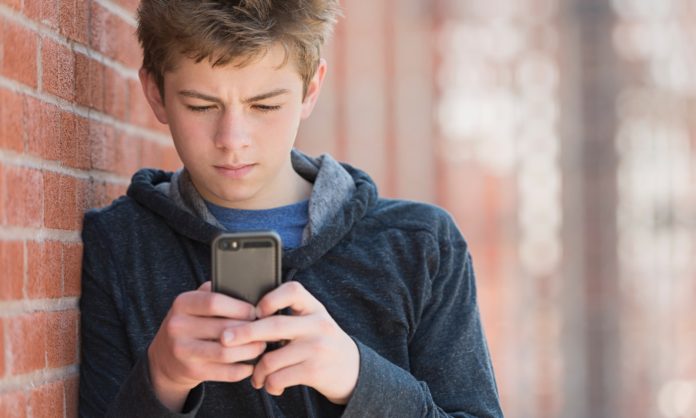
[126,150,379,270]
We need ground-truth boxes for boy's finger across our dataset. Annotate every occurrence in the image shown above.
[256,281,324,318]
[260,363,307,396]
[186,339,266,364]
[198,281,212,291]
[222,315,318,346]
[168,316,249,340]
[176,291,256,320]
[251,341,309,389]
[197,362,255,383]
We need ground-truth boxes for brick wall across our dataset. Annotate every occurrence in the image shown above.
[0,0,484,416]
[0,1,180,416]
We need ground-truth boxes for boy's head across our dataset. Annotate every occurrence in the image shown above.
[135,0,341,210]
[136,0,341,100]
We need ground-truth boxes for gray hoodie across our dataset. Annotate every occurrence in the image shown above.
[79,150,503,417]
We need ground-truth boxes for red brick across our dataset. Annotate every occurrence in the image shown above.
[0,0,22,12]
[75,53,105,111]
[1,20,38,88]
[5,166,43,228]
[28,380,64,418]
[0,390,27,418]
[113,184,127,199]
[90,2,141,69]
[139,140,157,168]
[27,241,62,299]
[75,0,90,45]
[115,134,142,177]
[25,97,60,161]
[128,79,151,127]
[162,146,182,171]
[59,111,90,169]
[113,0,139,13]
[75,177,91,213]
[142,140,178,170]
[0,241,23,300]
[64,375,79,418]
[110,184,127,201]
[0,164,5,224]
[24,0,59,30]
[63,242,82,297]
[0,319,4,376]
[80,179,127,210]
[103,66,127,120]
[8,313,47,374]
[0,89,24,152]
[88,2,108,54]
[41,38,75,101]
[59,0,88,44]
[89,122,116,171]
[43,172,80,230]
[46,310,78,368]
[74,116,91,168]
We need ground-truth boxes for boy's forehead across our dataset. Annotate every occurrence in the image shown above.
[168,44,298,77]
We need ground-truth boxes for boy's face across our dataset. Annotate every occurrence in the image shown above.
[139,44,326,209]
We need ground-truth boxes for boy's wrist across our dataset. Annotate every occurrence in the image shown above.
[147,347,194,412]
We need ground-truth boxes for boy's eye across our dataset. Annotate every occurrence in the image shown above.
[187,105,215,113]
[253,104,282,112]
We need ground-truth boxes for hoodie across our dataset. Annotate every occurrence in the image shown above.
[79,151,504,418]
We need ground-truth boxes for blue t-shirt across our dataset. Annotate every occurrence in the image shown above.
[205,200,309,249]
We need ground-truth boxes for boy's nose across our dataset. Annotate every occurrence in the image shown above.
[214,109,251,150]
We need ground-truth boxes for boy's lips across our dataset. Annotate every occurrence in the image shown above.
[214,163,256,179]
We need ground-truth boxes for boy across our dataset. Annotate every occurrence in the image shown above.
[79,0,503,417]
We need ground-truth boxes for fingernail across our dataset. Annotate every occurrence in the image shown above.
[222,330,234,345]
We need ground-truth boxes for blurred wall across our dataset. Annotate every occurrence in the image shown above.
[297,0,437,203]
[434,1,696,417]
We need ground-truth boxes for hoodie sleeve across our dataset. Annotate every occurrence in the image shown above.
[79,211,205,418]
[341,216,504,418]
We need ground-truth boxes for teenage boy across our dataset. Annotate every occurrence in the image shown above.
[79,1,503,417]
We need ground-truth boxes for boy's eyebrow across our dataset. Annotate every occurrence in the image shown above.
[177,89,290,104]
[243,88,290,103]
[178,90,221,103]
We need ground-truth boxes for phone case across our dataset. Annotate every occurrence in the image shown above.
[211,231,282,304]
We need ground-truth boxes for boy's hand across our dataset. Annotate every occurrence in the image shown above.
[147,281,266,412]
[220,281,360,405]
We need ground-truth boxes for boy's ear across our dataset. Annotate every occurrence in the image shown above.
[300,58,327,119]
[138,68,169,124]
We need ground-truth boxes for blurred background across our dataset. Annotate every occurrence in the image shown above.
[297,0,696,417]
[0,0,694,417]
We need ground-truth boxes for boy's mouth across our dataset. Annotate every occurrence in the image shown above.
[214,163,256,179]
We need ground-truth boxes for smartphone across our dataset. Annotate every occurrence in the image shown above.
[211,231,282,305]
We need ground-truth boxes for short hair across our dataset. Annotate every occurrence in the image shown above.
[136,0,341,99]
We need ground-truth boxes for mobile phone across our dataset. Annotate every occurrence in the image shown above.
[211,231,282,305]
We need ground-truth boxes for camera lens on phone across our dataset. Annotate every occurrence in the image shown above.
[218,239,240,251]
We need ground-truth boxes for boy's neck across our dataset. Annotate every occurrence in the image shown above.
[285,171,313,206]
